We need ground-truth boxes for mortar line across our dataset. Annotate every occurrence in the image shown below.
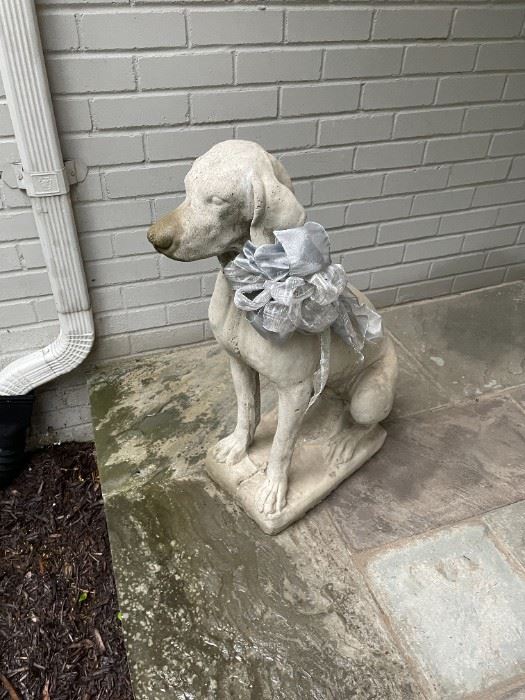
[508,391,525,417]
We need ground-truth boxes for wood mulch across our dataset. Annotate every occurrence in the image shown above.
[0,443,134,700]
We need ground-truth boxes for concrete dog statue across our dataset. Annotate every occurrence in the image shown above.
[148,140,397,531]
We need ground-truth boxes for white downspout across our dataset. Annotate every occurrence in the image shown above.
[0,0,94,396]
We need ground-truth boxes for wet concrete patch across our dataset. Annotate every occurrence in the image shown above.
[105,473,421,699]
[366,524,525,699]
[382,282,525,401]
[329,395,525,550]
[88,344,238,498]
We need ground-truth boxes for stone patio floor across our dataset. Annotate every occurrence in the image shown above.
[89,280,525,700]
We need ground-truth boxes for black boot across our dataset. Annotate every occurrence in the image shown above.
[0,393,35,488]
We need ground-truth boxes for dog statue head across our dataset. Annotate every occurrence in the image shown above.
[147,140,306,262]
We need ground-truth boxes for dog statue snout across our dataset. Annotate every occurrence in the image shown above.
[147,216,174,251]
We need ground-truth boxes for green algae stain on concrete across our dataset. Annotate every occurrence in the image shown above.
[88,344,238,498]
[106,475,421,700]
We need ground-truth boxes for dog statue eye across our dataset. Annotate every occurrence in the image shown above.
[209,195,227,206]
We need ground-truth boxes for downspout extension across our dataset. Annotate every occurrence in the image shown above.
[0,0,95,484]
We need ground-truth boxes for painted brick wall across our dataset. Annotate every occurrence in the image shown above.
[0,1,524,443]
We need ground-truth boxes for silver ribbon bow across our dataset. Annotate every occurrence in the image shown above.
[223,221,383,408]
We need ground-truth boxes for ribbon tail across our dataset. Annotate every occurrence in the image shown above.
[307,328,331,410]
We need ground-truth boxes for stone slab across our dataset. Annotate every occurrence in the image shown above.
[485,500,525,570]
[206,403,386,535]
[382,281,525,401]
[88,343,278,498]
[88,343,235,497]
[329,394,525,551]
[104,474,422,699]
[366,524,525,699]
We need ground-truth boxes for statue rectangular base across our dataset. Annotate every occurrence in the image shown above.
[205,413,386,535]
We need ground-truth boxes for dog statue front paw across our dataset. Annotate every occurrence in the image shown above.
[257,473,288,516]
[214,431,250,466]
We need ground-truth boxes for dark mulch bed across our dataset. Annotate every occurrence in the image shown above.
[0,443,134,700]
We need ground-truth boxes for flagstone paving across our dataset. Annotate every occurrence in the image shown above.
[89,281,525,700]
[106,481,421,699]
[329,394,525,551]
[366,524,525,699]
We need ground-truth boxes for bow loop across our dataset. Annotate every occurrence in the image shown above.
[307,263,347,306]
[233,285,272,312]
[269,276,313,306]
[223,222,383,407]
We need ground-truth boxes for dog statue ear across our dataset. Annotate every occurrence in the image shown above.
[249,173,268,246]
[248,156,306,246]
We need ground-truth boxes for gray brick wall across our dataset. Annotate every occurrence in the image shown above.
[0,1,524,443]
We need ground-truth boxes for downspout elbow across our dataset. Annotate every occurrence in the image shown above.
[0,310,95,397]
[0,309,94,485]
[45,311,96,379]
